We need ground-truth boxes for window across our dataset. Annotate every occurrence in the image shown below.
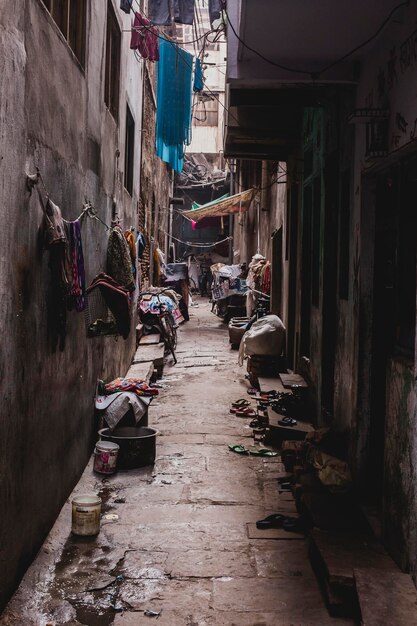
[194,96,219,126]
[105,1,121,119]
[42,0,86,66]
[124,104,135,195]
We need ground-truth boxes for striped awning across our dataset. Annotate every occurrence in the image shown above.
[182,188,255,222]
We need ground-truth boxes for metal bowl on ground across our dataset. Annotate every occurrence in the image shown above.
[98,426,158,469]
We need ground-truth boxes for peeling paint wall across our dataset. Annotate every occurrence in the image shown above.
[0,0,145,608]
[140,62,172,282]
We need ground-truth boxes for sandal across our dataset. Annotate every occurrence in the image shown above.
[228,445,278,457]
[278,417,297,427]
[231,399,250,408]
[256,514,286,529]
[282,517,304,533]
[235,407,256,418]
[228,444,250,455]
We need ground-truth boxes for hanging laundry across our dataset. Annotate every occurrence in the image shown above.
[120,0,133,14]
[208,0,223,26]
[87,273,131,339]
[124,229,137,279]
[174,0,195,25]
[38,190,70,351]
[130,12,160,61]
[156,36,193,172]
[193,57,204,92]
[136,231,147,259]
[107,226,135,292]
[148,0,172,25]
[65,219,86,313]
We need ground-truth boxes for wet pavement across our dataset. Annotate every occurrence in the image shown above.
[0,301,355,625]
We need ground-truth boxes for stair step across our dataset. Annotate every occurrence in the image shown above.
[139,333,161,345]
[354,567,417,625]
[133,343,165,366]
[126,361,154,384]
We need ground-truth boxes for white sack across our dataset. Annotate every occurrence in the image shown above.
[238,315,286,365]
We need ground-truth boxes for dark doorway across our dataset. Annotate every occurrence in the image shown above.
[300,185,312,356]
[286,184,299,369]
[321,154,339,414]
[368,163,417,502]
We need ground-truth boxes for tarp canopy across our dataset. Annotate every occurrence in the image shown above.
[182,188,255,222]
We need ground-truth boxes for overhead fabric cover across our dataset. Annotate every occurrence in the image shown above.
[182,188,255,222]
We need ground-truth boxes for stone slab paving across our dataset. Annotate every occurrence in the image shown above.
[0,301,355,626]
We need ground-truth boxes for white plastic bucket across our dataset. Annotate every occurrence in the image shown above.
[93,440,120,475]
[72,494,101,536]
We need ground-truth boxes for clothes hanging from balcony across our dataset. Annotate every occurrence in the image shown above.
[174,0,195,25]
[149,0,197,26]
[130,12,160,61]
[148,0,172,25]
[208,0,222,26]
[120,0,133,14]
[193,58,204,92]
[156,37,193,172]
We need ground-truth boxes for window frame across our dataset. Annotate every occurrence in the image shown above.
[42,0,86,67]
[193,96,219,127]
[124,104,135,195]
[104,0,121,120]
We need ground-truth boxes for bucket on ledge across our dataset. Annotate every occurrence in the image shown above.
[72,494,101,536]
[93,440,120,475]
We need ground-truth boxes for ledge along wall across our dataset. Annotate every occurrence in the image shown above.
[0,0,144,609]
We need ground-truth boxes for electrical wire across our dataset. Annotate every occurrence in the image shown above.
[159,227,232,248]
[224,2,409,79]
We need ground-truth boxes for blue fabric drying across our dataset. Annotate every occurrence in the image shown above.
[156,36,193,173]
[193,58,204,92]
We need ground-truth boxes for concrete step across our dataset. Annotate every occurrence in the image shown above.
[132,343,165,379]
[309,528,398,617]
[126,361,154,384]
[354,567,417,625]
[139,333,161,345]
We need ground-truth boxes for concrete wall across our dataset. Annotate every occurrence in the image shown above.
[140,62,172,280]
[0,0,145,608]
[342,1,417,579]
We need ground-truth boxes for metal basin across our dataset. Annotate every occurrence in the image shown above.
[98,426,158,469]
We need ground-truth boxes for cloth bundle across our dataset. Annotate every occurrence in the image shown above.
[102,377,159,397]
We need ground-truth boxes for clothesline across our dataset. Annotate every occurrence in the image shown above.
[158,226,232,248]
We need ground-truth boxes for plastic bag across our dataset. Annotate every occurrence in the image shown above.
[238,314,286,365]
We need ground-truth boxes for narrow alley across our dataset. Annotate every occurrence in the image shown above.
[0,302,354,626]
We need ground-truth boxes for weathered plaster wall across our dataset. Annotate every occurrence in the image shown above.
[140,63,172,280]
[383,359,417,577]
[0,0,144,608]
[349,0,417,579]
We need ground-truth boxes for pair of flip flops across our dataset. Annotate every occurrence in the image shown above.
[256,514,304,532]
[230,399,250,414]
[228,444,278,457]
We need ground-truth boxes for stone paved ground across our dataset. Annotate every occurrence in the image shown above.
[0,301,355,626]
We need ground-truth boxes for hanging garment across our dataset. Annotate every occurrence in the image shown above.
[130,12,160,61]
[42,196,67,247]
[209,0,222,26]
[136,231,147,259]
[148,0,172,25]
[174,0,195,25]
[106,226,135,292]
[120,0,133,13]
[124,229,137,279]
[66,219,86,312]
[39,190,69,351]
[156,36,193,172]
[87,273,131,339]
[193,57,204,92]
